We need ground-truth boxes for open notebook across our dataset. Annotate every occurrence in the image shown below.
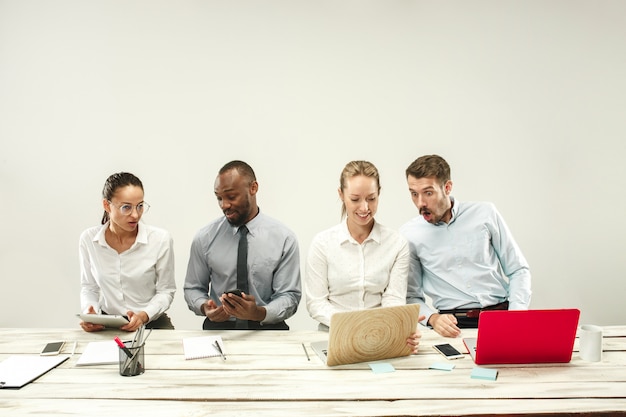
[0,355,69,389]
[311,304,421,366]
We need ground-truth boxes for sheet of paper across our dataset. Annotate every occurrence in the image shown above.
[75,340,119,366]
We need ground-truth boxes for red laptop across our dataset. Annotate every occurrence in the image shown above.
[462,309,580,365]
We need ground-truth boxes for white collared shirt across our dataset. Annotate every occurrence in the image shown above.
[79,221,176,321]
[305,220,409,327]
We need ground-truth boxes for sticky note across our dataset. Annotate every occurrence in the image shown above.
[369,362,395,374]
[470,367,498,381]
[429,362,456,371]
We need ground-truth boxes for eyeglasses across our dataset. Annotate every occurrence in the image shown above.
[108,201,150,215]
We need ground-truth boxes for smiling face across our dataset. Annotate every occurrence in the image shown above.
[339,174,379,230]
[407,175,453,224]
[103,185,145,233]
[214,168,258,227]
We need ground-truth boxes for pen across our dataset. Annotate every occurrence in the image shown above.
[114,336,133,359]
[131,326,145,374]
[132,325,145,349]
[213,341,226,361]
[70,341,77,357]
[302,343,310,361]
[141,328,153,345]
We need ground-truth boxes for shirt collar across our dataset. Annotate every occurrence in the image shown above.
[135,222,148,244]
[449,196,458,224]
[434,196,458,226]
[340,219,381,244]
[232,209,263,237]
[93,221,147,246]
[94,223,108,246]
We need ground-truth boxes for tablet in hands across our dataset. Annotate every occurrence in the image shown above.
[77,313,129,328]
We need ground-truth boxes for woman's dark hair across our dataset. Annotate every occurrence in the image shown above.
[101,172,144,224]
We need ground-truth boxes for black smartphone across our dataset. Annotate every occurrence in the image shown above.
[224,289,243,297]
[222,289,243,307]
[40,341,65,356]
[433,343,464,360]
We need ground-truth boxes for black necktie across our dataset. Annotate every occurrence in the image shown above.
[236,225,249,329]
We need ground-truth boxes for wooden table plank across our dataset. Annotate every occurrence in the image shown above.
[1,398,625,417]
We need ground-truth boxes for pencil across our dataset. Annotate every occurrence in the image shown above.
[302,343,310,361]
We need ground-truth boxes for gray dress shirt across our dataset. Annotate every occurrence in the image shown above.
[184,211,301,325]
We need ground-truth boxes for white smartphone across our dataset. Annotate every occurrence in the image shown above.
[433,343,464,360]
[40,341,65,356]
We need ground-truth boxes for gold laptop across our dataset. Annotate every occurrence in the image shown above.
[310,304,421,366]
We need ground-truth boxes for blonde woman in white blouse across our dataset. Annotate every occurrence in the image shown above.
[305,161,424,352]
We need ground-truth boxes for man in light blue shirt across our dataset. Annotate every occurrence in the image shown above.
[400,155,531,338]
[184,160,301,330]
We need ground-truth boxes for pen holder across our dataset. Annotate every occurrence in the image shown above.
[118,341,145,377]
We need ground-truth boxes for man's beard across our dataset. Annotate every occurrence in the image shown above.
[225,200,251,227]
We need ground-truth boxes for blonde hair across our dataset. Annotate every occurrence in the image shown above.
[339,160,381,218]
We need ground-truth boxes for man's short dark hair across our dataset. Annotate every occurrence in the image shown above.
[219,160,257,183]
[405,154,451,186]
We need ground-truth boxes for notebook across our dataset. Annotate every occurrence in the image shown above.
[311,304,421,366]
[0,355,68,388]
[182,336,225,360]
[462,309,580,365]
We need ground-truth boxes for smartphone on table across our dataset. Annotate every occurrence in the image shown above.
[40,341,65,356]
[433,343,464,360]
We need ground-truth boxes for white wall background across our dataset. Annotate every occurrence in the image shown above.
[1,1,625,330]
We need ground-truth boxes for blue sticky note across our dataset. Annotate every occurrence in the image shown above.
[429,362,456,371]
[471,367,498,381]
[369,362,395,374]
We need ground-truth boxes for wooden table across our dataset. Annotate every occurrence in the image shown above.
[1,326,625,416]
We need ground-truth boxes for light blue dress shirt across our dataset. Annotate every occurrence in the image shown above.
[400,198,532,324]
[183,211,301,325]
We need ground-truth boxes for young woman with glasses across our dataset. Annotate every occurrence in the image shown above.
[78,172,176,332]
